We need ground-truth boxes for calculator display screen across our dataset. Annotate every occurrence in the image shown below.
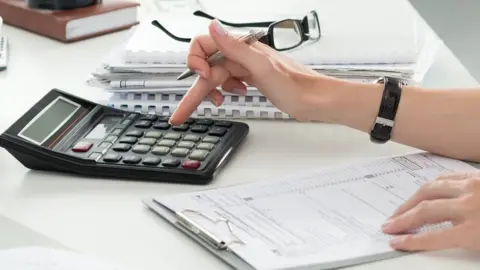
[18,97,80,145]
[85,116,123,139]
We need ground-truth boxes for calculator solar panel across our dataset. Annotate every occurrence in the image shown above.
[0,89,249,184]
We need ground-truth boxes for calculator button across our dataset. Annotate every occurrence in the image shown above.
[172,124,189,132]
[127,114,138,120]
[111,128,123,136]
[112,143,132,152]
[142,157,162,166]
[153,122,170,130]
[196,119,214,126]
[145,131,163,139]
[152,146,170,155]
[164,132,182,140]
[132,145,151,154]
[103,153,122,162]
[202,136,220,144]
[157,139,176,147]
[72,141,93,153]
[191,125,208,133]
[171,148,190,157]
[197,143,214,150]
[208,127,227,137]
[119,137,137,144]
[88,152,102,160]
[125,130,143,137]
[177,141,195,149]
[134,120,152,128]
[98,142,112,148]
[182,160,201,169]
[184,118,195,124]
[140,114,158,121]
[162,159,181,167]
[121,119,132,125]
[104,135,118,142]
[157,116,170,122]
[122,155,142,164]
[183,134,200,142]
[214,120,232,128]
[138,138,157,145]
[189,150,209,161]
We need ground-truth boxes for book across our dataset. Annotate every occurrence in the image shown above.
[143,152,479,270]
[0,0,139,42]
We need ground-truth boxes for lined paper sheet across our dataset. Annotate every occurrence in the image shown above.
[156,153,478,270]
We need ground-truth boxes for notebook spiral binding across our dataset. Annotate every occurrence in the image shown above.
[106,92,294,119]
[110,92,274,107]
[107,102,293,119]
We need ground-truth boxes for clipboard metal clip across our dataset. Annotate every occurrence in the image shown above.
[175,209,245,250]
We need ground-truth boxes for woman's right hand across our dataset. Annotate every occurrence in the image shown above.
[168,19,344,125]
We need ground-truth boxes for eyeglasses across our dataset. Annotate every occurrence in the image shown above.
[151,10,321,52]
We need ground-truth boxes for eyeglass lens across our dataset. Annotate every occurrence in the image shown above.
[272,20,303,50]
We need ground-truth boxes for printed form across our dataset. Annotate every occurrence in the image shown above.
[156,153,478,270]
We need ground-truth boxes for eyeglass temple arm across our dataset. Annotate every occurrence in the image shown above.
[151,20,191,43]
[193,10,273,27]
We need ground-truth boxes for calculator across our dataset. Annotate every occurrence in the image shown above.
[0,89,249,184]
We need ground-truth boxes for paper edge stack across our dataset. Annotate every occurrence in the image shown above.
[86,8,443,121]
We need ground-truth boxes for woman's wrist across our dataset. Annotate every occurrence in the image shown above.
[311,77,385,131]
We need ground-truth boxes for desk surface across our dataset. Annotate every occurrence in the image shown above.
[1,1,480,269]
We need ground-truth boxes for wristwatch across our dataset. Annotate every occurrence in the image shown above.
[369,76,403,144]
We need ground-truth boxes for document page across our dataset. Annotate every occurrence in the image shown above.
[156,153,478,270]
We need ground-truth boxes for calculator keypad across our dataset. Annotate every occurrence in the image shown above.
[85,114,232,170]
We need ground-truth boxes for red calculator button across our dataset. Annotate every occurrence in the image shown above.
[182,160,201,169]
[72,141,93,153]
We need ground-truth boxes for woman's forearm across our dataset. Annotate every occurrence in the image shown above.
[323,79,480,162]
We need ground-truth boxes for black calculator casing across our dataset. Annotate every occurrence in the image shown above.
[0,89,249,185]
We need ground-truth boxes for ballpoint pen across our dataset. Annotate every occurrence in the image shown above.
[176,29,267,81]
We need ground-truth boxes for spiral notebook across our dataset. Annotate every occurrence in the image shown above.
[124,9,420,65]
[143,152,478,270]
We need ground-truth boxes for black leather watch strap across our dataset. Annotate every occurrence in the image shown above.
[370,76,403,143]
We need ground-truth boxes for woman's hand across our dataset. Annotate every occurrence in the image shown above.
[168,19,343,125]
[382,171,480,252]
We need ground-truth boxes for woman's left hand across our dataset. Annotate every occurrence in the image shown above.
[382,171,480,252]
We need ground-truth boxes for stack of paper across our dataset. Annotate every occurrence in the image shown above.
[87,7,441,120]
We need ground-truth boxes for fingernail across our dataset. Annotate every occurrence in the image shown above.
[213,19,227,36]
[389,236,405,247]
[210,96,223,107]
[381,220,392,231]
[232,88,246,95]
[210,99,219,106]
[194,69,207,78]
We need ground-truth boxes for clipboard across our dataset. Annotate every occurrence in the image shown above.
[142,198,256,270]
[140,153,480,270]
[141,197,408,270]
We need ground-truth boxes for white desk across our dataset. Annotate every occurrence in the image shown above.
[1,3,480,270]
